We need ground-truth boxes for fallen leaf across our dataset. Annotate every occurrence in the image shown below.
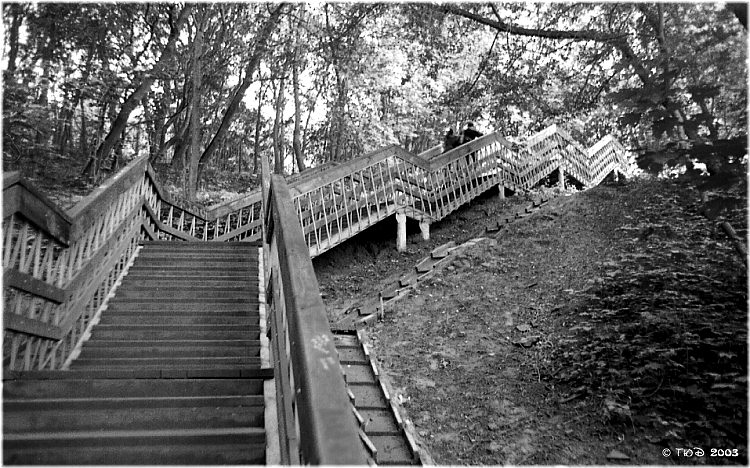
[606,449,630,461]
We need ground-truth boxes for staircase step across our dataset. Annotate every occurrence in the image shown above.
[77,345,260,359]
[98,315,257,325]
[128,263,254,270]
[91,325,258,340]
[117,280,256,288]
[82,339,258,348]
[4,441,266,465]
[359,409,402,436]
[107,296,259,304]
[4,405,264,433]
[4,426,265,445]
[136,252,258,260]
[104,302,259,312]
[368,435,415,465]
[4,368,271,381]
[4,378,263,399]
[101,308,258,317]
[123,274,258,283]
[69,356,261,369]
[112,289,257,299]
[5,394,265,411]
[140,240,260,248]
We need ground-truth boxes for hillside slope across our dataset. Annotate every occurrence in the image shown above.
[315,178,748,465]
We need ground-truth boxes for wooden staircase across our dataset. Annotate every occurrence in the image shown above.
[3,241,269,464]
[3,122,632,464]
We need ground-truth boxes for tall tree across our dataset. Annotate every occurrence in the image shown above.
[291,5,307,172]
[186,8,204,201]
[82,4,191,180]
[196,3,286,181]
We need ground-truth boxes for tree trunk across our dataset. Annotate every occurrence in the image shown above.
[5,4,23,77]
[197,4,286,177]
[697,98,719,140]
[272,75,286,174]
[79,98,87,156]
[252,79,265,175]
[727,3,748,29]
[291,6,306,172]
[148,84,170,163]
[187,8,204,201]
[57,48,94,156]
[83,4,192,180]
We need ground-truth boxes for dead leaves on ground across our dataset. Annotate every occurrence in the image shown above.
[552,180,747,454]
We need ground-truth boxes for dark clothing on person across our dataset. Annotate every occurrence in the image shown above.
[444,129,461,152]
[461,126,483,143]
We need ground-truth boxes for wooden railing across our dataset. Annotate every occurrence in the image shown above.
[4,156,149,371]
[263,174,365,465]
[2,123,629,371]
[3,119,631,462]
[164,124,632,258]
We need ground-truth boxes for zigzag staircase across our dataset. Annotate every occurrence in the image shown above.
[3,123,631,464]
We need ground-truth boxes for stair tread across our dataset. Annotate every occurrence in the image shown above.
[5,396,265,411]
[6,426,265,441]
[83,340,259,346]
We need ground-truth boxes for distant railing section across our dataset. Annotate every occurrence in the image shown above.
[176,124,631,258]
[264,174,366,465]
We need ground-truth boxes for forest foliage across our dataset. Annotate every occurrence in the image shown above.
[2,2,747,201]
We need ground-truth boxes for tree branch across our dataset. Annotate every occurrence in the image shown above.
[440,4,625,43]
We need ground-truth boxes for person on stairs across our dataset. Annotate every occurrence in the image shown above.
[461,122,484,166]
[443,128,461,153]
[461,122,483,143]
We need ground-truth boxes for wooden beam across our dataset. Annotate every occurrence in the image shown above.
[3,176,72,245]
[4,269,65,304]
[68,154,149,238]
[267,174,366,465]
[142,202,201,242]
[4,312,62,340]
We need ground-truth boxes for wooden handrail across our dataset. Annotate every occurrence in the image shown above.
[265,175,366,465]
[3,172,73,245]
[68,154,149,238]
[3,154,153,370]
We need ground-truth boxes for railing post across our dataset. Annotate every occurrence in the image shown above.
[419,219,430,241]
[260,152,271,249]
[396,212,407,251]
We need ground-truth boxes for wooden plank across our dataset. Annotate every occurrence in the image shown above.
[142,200,201,242]
[63,200,146,300]
[290,146,402,196]
[380,287,399,300]
[416,257,437,273]
[68,154,149,238]
[3,182,72,246]
[398,274,417,287]
[145,164,168,203]
[204,190,262,219]
[430,241,455,259]
[267,175,366,465]
[4,312,62,341]
[212,218,263,242]
[4,269,65,304]
[141,219,157,240]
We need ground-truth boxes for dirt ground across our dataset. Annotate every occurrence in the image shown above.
[314,177,747,465]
